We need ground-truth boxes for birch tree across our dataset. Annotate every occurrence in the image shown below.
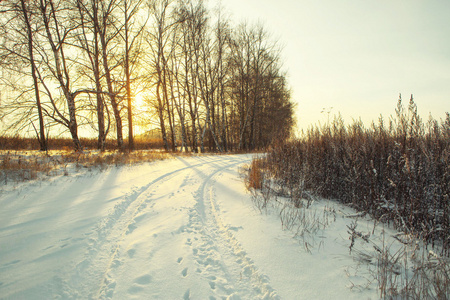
[121,0,147,150]
[0,1,48,150]
[75,0,109,150]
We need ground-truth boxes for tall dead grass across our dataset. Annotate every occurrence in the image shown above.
[265,96,449,256]
[246,157,265,190]
[247,96,450,298]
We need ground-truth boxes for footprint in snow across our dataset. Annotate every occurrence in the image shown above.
[228,226,243,232]
[177,257,183,264]
[127,248,136,258]
[112,259,122,267]
[134,274,152,285]
[183,289,190,300]
[128,274,152,295]
[182,267,188,277]
[126,223,137,235]
[128,285,143,295]
[134,213,148,223]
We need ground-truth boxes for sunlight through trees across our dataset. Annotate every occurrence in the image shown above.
[0,0,295,152]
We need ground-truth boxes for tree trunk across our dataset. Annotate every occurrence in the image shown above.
[156,78,169,151]
[93,3,106,151]
[124,0,134,151]
[21,0,47,151]
[68,94,82,151]
[161,56,176,151]
[99,23,124,151]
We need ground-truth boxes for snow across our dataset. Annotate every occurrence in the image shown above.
[0,154,402,299]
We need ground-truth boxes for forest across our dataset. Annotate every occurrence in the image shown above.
[0,0,295,152]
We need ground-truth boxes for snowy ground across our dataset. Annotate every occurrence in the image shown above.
[1,154,396,299]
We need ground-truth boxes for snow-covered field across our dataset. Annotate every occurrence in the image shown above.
[1,154,400,299]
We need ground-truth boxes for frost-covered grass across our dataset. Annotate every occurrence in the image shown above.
[246,97,450,298]
[246,164,450,298]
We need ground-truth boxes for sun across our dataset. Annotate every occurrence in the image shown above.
[134,91,145,110]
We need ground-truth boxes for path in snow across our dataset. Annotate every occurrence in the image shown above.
[79,155,276,300]
[0,154,381,299]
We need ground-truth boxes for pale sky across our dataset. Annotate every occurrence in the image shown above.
[216,0,450,132]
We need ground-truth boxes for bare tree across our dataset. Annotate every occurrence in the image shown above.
[229,22,283,150]
[0,1,48,150]
[37,0,85,150]
[75,0,109,151]
[121,0,147,151]
[213,8,232,152]
[166,20,189,152]
[146,0,181,151]
[197,23,223,152]
[97,0,125,151]
[178,0,211,152]
[20,0,47,150]
[1,0,295,152]
[177,0,203,152]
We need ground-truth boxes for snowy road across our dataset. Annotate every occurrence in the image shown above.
[0,154,380,299]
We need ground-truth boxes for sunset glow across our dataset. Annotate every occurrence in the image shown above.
[219,0,450,130]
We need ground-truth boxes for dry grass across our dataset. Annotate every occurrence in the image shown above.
[374,233,450,299]
[263,98,450,256]
[246,157,265,190]
[0,135,167,151]
[0,150,172,185]
[245,97,450,298]
[0,133,173,184]
[0,152,53,183]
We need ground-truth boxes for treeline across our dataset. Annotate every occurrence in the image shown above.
[0,0,294,152]
[263,96,450,255]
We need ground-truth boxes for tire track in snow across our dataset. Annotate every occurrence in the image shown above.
[184,157,280,299]
[66,157,228,299]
